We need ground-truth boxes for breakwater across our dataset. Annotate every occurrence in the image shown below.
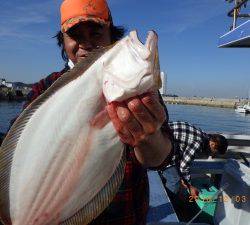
[163,97,248,109]
[0,88,30,101]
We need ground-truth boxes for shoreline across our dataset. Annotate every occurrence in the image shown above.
[0,96,248,109]
[163,96,248,109]
[0,86,31,102]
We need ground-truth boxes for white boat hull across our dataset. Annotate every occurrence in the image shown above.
[235,106,250,114]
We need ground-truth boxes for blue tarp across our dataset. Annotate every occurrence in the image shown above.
[218,20,250,47]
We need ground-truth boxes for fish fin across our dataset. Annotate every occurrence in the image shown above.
[154,50,162,89]
[61,148,126,225]
[0,45,112,223]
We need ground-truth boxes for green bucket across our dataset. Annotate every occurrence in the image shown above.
[196,185,218,217]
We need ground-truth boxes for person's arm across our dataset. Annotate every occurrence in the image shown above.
[134,92,173,169]
[179,141,201,197]
[134,126,173,168]
[106,91,173,168]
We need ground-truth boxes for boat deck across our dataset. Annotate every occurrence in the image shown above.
[218,20,250,47]
[147,171,179,224]
[147,134,250,225]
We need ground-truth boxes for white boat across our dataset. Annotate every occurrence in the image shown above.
[244,102,250,110]
[235,104,250,114]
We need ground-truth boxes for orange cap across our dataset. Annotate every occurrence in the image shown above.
[60,0,112,33]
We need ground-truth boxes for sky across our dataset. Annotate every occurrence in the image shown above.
[0,0,249,98]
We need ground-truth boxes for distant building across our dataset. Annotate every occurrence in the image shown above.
[5,82,13,88]
[0,78,6,86]
[159,71,167,96]
[0,78,13,88]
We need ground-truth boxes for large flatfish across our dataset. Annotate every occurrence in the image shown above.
[0,30,161,225]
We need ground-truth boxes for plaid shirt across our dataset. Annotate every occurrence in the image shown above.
[168,121,209,185]
[17,67,172,225]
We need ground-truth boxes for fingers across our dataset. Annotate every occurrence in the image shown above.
[106,92,167,146]
[116,102,144,141]
[106,103,134,145]
[140,92,166,125]
[126,97,157,134]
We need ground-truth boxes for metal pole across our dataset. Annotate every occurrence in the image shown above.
[233,0,237,29]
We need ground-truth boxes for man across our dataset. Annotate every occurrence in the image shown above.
[162,121,228,198]
[2,0,173,224]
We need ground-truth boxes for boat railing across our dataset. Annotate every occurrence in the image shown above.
[191,134,250,174]
[226,0,250,29]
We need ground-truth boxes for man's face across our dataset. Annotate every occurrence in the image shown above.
[209,140,218,156]
[63,21,112,64]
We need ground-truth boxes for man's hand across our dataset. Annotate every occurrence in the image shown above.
[189,185,199,199]
[106,92,172,168]
[181,179,189,189]
[106,92,166,147]
[180,180,199,199]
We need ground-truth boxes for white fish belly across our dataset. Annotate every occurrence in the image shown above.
[9,64,124,225]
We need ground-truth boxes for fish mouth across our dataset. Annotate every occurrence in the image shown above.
[145,30,158,51]
[129,30,158,50]
[129,30,144,47]
[128,30,158,60]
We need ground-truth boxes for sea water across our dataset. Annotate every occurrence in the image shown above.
[0,102,250,135]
